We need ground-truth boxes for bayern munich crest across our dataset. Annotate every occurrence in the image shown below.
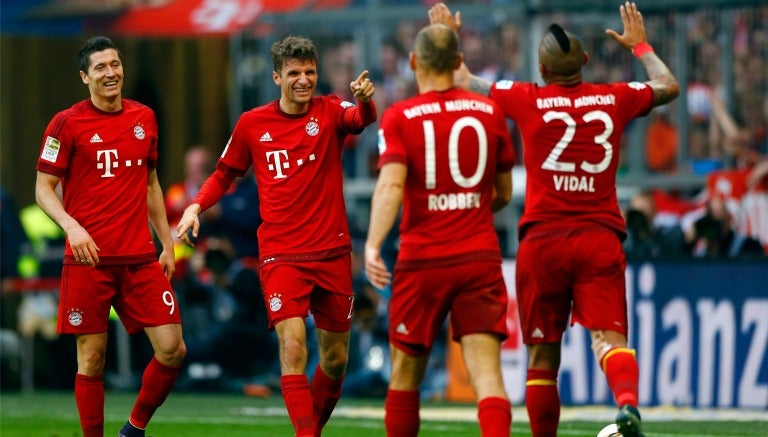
[305,118,319,137]
[269,294,283,312]
[68,308,84,326]
[134,124,146,140]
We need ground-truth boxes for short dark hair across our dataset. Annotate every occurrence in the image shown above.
[414,24,459,73]
[271,36,318,73]
[78,36,121,73]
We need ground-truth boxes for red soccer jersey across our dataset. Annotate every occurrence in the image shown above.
[36,99,160,265]
[490,80,654,238]
[218,96,371,262]
[378,88,515,267]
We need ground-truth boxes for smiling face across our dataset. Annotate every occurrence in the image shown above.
[80,48,123,110]
[273,58,317,115]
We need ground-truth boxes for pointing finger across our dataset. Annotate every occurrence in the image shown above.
[354,70,369,84]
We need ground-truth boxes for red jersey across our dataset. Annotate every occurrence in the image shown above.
[36,99,160,265]
[378,88,515,268]
[490,80,654,238]
[217,95,375,263]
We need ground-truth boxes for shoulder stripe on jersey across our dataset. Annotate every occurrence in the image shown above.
[48,101,88,138]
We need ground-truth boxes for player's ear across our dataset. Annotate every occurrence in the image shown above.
[272,70,280,86]
[80,70,89,85]
[454,52,464,70]
[538,63,547,80]
[409,52,417,71]
[583,51,590,66]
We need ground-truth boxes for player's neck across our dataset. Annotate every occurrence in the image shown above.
[279,98,309,115]
[547,72,582,86]
[91,95,123,113]
[416,73,455,94]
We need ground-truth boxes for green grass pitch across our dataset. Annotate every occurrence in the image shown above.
[1,391,765,436]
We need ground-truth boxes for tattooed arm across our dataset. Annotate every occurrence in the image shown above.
[606,2,679,107]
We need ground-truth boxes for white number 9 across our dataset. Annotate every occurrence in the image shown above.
[162,290,175,315]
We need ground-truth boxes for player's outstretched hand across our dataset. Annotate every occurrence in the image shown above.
[606,1,648,51]
[176,204,201,247]
[428,2,461,33]
[364,244,392,290]
[351,70,375,102]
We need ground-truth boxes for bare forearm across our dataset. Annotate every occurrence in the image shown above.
[366,183,402,251]
[147,178,174,251]
[455,62,493,96]
[639,52,680,107]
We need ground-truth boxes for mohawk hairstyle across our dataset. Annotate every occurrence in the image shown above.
[548,23,571,53]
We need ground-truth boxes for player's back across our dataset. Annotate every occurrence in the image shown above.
[378,88,515,265]
[491,80,654,237]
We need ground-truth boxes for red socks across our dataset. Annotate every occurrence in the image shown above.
[601,347,639,408]
[129,357,180,429]
[75,373,105,437]
[477,396,511,437]
[311,366,344,436]
[525,368,559,437]
[384,389,420,437]
[282,374,315,436]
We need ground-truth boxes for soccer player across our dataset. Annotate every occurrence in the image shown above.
[364,24,515,437]
[429,2,680,437]
[175,35,377,437]
[35,36,186,437]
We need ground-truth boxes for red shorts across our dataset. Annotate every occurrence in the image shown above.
[259,255,354,332]
[57,262,182,335]
[389,260,508,356]
[515,225,628,345]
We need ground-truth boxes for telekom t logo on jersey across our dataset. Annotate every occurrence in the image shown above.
[96,149,143,178]
[265,149,316,179]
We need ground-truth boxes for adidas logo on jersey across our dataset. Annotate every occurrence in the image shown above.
[260,132,273,142]
[532,327,544,338]
[396,323,409,335]
[90,133,103,143]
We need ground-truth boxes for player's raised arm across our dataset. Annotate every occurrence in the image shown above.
[605,1,679,107]
[427,2,493,96]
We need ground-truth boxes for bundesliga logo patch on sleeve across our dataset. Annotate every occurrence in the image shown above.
[41,136,61,163]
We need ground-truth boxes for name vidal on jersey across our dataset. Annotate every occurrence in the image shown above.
[553,175,595,192]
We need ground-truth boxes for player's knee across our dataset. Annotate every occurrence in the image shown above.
[78,349,107,374]
[526,343,560,370]
[156,342,186,368]
[590,329,627,363]
[321,349,349,378]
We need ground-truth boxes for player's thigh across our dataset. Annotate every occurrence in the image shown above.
[571,230,628,334]
[259,262,313,329]
[450,261,508,341]
[388,267,453,356]
[309,255,354,332]
[57,265,116,334]
[515,238,572,344]
[115,263,182,334]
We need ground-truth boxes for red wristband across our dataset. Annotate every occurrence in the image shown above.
[632,42,654,58]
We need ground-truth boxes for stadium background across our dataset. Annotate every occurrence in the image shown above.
[1,0,766,417]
